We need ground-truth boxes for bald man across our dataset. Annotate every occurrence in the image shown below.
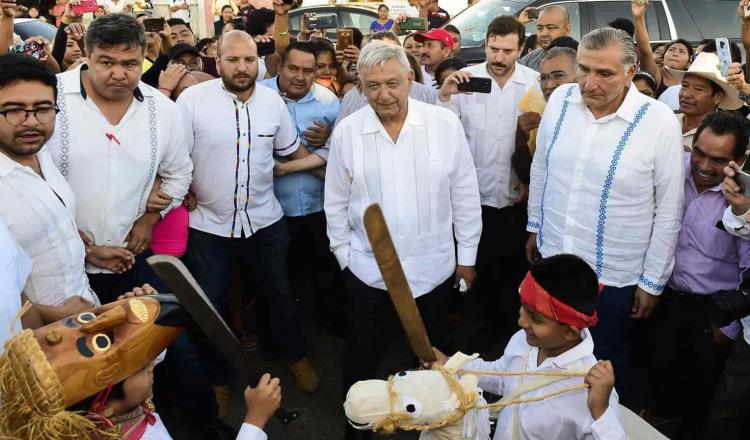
[177,31,321,394]
[519,5,571,72]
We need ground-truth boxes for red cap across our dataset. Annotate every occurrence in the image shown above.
[413,28,454,50]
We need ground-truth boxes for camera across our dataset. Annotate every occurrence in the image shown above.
[707,288,750,328]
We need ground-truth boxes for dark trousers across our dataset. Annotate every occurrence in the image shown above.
[590,284,636,401]
[88,249,216,420]
[471,204,529,345]
[342,269,452,439]
[286,211,345,328]
[182,220,306,383]
[705,335,750,440]
[649,288,731,438]
[88,249,167,304]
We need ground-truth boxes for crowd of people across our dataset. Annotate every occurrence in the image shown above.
[4,0,750,438]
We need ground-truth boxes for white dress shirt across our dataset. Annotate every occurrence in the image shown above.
[177,79,300,238]
[336,82,438,125]
[0,149,98,306]
[47,66,193,273]
[325,99,482,297]
[420,65,436,87]
[527,84,684,294]
[170,0,191,21]
[721,206,750,345]
[438,62,540,209]
[0,219,30,350]
[466,329,627,440]
[139,415,266,440]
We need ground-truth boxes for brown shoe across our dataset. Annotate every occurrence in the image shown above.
[213,385,230,419]
[288,358,320,393]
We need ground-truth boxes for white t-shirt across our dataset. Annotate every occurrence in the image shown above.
[170,0,190,22]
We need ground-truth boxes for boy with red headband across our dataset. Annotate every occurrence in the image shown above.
[433,254,627,439]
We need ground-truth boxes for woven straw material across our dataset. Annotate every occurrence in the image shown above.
[0,330,112,439]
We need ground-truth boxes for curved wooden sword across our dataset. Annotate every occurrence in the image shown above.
[363,204,436,362]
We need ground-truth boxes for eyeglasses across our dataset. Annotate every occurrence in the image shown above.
[0,106,59,126]
[539,71,568,84]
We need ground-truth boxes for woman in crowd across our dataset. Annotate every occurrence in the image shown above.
[632,1,693,97]
[311,38,354,98]
[214,4,236,35]
[370,4,394,32]
[403,33,422,59]
[633,71,657,98]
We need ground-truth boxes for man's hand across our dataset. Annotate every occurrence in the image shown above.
[740,0,750,22]
[298,13,311,40]
[727,62,749,94]
[24,36,50,62]
[630,286,659,319]
[159,22,173,56]
[585,360,615,420]
[631,0,649,19]
[525,233,540,263]
[125,212,161,254]
[303,120,331,147]
[64,22,86,41]
[517,7,536,25]
[439,70,474,102]
[86,245,135,274]
[183,191,197,211]
[518,112,541,134]
[274,160,290,177]
[67,56,88,70]
[1,0,17,18]
[454,265,476,291]
[421,346,449,369]
[514,182,529,204]
[723,162,750,215]
[243,373,282,430]
[117,283,158,300]
[158,64,187,97]
[272,0,290,16]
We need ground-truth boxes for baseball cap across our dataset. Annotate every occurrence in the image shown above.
[168,43,201,62]
[412,28,453,50]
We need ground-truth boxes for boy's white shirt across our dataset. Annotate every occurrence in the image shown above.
[464,329,627,440]
[141,415,267,440]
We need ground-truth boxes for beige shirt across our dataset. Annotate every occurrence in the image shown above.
[677,113,697,152]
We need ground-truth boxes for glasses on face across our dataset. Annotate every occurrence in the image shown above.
[0,106,59,126]
[539,71,568,84]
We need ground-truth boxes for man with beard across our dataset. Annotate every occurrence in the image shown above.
[519,5,571,72]
[177,31,320,394]
[413,28,453,87]
[645,111,750,438]
[259,42,343,338]
[673,52,742,152]
[438,15,539,350]
[527,27,684,401]
[325,41,481,440]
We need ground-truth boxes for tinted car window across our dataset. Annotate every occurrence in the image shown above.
[588,1,666,40]
[449,0,527,48]
[341,10,377,35]
[673,0,740,39]
[523,2,582,41]
[12,19,56,41]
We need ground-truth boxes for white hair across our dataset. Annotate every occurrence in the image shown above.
[357,41,410,78]
[580,27,637,72]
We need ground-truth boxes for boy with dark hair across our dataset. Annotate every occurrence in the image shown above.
[433,255,627,439]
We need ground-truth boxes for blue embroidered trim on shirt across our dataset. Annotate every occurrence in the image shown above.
[594,102,651,278]
[527,221,541,230]
[57,78,71,178]
[639,275,665,292]
[538,85,576,247]
[137,97,159,210]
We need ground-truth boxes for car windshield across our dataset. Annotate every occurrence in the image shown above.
[448,0,526,48]
[13,19,56,42]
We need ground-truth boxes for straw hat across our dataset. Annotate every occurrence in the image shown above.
[666,52,743,110]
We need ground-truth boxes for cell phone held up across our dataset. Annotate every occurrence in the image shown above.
[336,29,353,51]
[399,17,426,31]
[457,77,492,94]
[307,13,338,30]
[143,17,165,33]
[257,39,276,57]
[716,37,731,78]
[526,8,540,20]
[71,0,98,14]
[9,42,46,60]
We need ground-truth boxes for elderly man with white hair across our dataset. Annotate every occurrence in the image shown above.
[526,27,684,401]
[324,41,481,438]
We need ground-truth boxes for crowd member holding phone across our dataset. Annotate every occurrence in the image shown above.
[413,27,452,86]
[438,16,539,351]
[50,3,86,71]
[324,41,481,440]
[177,31,320,395]
[517,5,571,72]
[671,52,742,152]
[527,27,684,401]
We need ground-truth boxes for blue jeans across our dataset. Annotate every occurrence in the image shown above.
[182,220,306,384]
[590,284,636,402]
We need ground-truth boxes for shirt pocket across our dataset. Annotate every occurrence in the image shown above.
[691,222,738,263]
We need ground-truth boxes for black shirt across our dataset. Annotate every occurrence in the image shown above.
[428,7,450,29]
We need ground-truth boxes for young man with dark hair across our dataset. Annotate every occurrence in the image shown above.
[607,17,635,38]
[645,111,750,438]
[439,15,540,351]
[443,23,461,55]
[431,254,627,438]
[413,28,453,86]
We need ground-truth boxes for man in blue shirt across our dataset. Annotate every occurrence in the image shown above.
[261,41,343,333]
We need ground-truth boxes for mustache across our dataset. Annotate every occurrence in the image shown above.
[491,63,507,69]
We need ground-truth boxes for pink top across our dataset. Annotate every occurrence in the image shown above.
[151,206,189,257]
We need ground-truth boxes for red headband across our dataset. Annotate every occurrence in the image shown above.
[519,272,601,330]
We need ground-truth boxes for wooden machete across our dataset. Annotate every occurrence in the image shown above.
[363,204,436,362]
